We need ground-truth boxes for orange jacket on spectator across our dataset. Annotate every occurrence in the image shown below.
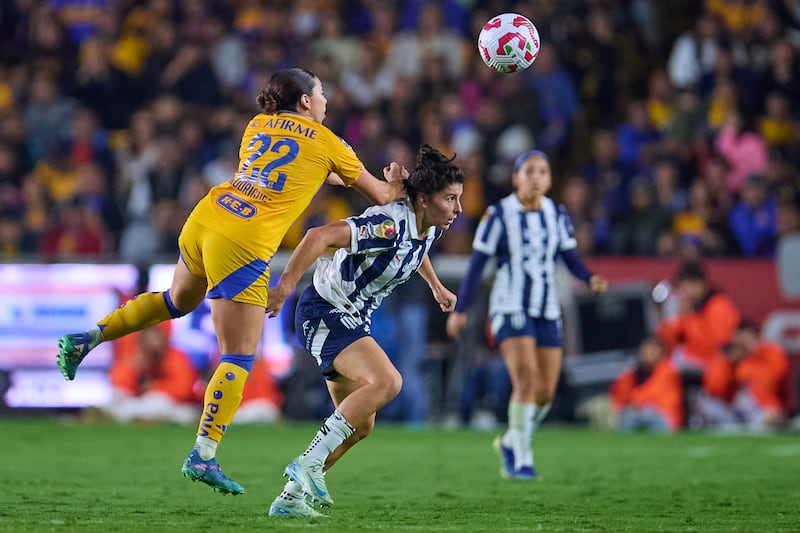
[704,342,790,411]
[110,331,199,404]
[657,291,741,368]
[610,359,684,430]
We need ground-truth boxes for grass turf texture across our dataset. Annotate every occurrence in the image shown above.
[3,419,799,532]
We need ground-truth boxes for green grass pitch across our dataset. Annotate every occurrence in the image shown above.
[3,418,799,532]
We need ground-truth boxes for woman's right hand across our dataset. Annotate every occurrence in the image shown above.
[266,283,292,318]
[446,312,468,339]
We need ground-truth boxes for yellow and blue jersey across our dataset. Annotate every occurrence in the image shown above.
[187,111,364,260]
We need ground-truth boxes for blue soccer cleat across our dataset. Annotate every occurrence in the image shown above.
[181,449,245,495]
[492,436,516,479]
[514,464,537,480]
[57,332,93,381]
[269,495,329,518]
[284,456,333,507]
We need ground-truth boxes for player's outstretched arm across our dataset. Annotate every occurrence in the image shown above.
[266,221,352,318]
[348,163,407,205]
[418,256,456,312]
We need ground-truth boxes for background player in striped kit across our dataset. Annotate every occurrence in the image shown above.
[446,150,608,479]
[263,145,463,517]
[55,67,407,497]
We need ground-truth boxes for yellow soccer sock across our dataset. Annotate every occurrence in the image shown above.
[197,357,253,443]
[97,291,185,341]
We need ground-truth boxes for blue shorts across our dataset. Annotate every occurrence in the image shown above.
[294,285,370,380]
[489,313,562,347]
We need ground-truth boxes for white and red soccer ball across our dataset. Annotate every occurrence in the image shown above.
[477,13,540,73]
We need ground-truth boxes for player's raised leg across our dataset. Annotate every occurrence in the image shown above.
[57,259,205,380]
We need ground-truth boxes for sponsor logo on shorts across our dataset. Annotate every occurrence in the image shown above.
[216,193,257,219]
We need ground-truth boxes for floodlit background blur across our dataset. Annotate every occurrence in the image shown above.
[0,0,798,432]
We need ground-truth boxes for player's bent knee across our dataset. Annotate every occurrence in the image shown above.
[383,371,403,400]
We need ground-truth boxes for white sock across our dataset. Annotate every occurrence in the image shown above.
[277,479,306,502]
[533,403,551,430]
[302,410,355,464]
[502,401,535,469]
[517,402,536,469]
[194,435,218,461]
[88,326,103,350]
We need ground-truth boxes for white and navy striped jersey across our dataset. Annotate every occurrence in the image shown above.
[473,194,577,320]
[312,199,441,323]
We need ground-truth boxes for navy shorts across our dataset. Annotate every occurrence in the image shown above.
[294,285,370,380]
[489,313,562,347]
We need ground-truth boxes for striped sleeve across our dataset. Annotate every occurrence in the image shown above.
[344,209,398,253]
[472,205,503,255]
[556,204,578,252]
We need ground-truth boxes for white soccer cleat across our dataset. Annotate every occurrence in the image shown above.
[269,495,329,518]
[284,456,333,507]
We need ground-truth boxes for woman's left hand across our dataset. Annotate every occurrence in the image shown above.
[589,274,609,293]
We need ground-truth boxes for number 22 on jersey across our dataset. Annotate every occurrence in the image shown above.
[237,133,299,192]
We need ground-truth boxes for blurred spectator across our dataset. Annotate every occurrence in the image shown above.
[728,174,778,256]
[206,13,248,96]
[0,211,25,258]
[616,100,663,168]
[32,137,77,204]
[40,195,109,258]
[572,7,619,127]
[777,201,800,239]
[50,0,111,46]
[667,11,742,89]
[698,43,761,118]
[715,112,769,194]
[582,129,634,242]
[68,108,115,178]
[383,2,466,81]
[24,70,78,162]
[74,161,124,250]
[699,319,790,430]
[672,176,731,257]
[761,38,800,103]
[100,324,200,424]
[652,159,688,215]
[610,337,684,432]
[68,36,137,131]
[705,0,769,37]
[646,68,675,132]
[657,260,741,372]
[758,91,795,148]
[609,177,673,255]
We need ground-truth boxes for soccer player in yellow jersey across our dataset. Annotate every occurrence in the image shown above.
[55,68,406,503]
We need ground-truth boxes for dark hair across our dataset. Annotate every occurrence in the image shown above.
[256,68,317,114]
[675,260,707,282]
[405,144,464,201]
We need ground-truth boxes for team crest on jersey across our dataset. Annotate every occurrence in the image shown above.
[374,220,396,239]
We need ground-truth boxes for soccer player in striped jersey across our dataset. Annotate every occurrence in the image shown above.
[446,150,608,480]
[54,68,407,501]
[263,145,462,516]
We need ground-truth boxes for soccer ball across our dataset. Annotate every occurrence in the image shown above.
[477,13,540,73]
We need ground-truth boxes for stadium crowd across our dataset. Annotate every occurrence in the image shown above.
[0,0,798,263]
